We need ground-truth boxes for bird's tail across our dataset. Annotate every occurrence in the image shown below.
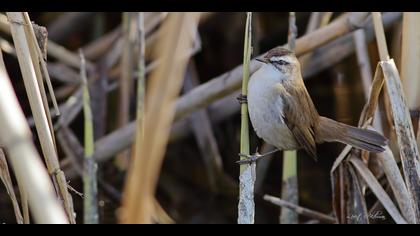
[318,117,388,153]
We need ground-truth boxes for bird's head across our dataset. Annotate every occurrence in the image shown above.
[256,47,300,74]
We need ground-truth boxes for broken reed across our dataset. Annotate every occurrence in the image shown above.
[373,12,420,223]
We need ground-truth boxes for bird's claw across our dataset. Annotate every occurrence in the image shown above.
[237,152,261,165]
[237,94,248,104]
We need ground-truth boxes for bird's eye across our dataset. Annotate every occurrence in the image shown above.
[269,57,290,65]
[276,60,289,65]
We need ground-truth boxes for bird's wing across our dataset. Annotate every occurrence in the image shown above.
[276,81,319,161]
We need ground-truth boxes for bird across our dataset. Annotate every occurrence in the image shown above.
[239,47,387,163]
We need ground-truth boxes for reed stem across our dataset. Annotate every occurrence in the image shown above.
[80,49,99,224]
[238,12,255,225]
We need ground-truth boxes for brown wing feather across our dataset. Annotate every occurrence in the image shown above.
[279,80,319,161]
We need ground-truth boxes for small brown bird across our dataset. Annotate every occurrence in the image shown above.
[242,47,387,162]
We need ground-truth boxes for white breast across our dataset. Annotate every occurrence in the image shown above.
[247,64,298,150]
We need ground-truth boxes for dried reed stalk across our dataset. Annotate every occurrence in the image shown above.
[331,13,419,224]
[21,13,59,153]
[361,63,413,222]
[264,195,336,224]
[372,13,390,61]
[19,184,29,224]
[6,12,75,223]
[320,12,334,27]
[373,12,420,223]
[353,28,384,175]
[376,145,415,223]
[54,35,201,134]
[83,13,167,62]
[0,13,95,71]
[142,13,218,61]
[329,64,380,223]
[0,49,68,224]
[401,13,420,145]
[0,36,81,90]
[353,29,374,100]
[381,59,420,222]
[53,15,199,133]
[115,12,136,169]
[349,157,407,224]
[121,12,201,224]
[354,26,415,222]
[280,150,298,223]
[331,60,412,224]
[298,12,321,67]
[353,28,385,139]
[132,12,146,183]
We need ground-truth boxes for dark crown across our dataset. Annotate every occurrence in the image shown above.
[264,47,293,59]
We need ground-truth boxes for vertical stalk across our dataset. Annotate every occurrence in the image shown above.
[401,12,420,120]
[238,12,255,224]
[372,13,390,61]
[116,12,135,169]
[280,12,299,224]
[133,12,145,167]
[401,13,420,145]
[19,185,29,224]
[121,12,201,224]
[80,50,98,224]
[281,150,298,223]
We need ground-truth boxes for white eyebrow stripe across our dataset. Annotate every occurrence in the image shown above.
[270,56,283,62]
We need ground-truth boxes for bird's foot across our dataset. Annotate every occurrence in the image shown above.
[237,94,248,104]
[237,148,281,165]
[237,152,261,165]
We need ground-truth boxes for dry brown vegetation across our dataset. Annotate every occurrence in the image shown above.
[0,12,419,224]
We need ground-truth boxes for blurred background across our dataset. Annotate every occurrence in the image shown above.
[0,12,407,224]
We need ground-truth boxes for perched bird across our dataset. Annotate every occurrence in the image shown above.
[241,47,387,163]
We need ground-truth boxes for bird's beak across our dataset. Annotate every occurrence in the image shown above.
[256,57,268,64]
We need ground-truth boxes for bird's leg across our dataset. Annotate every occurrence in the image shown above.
[237,152,261,165]
[237,94,248,104]
[237,148,280,165]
